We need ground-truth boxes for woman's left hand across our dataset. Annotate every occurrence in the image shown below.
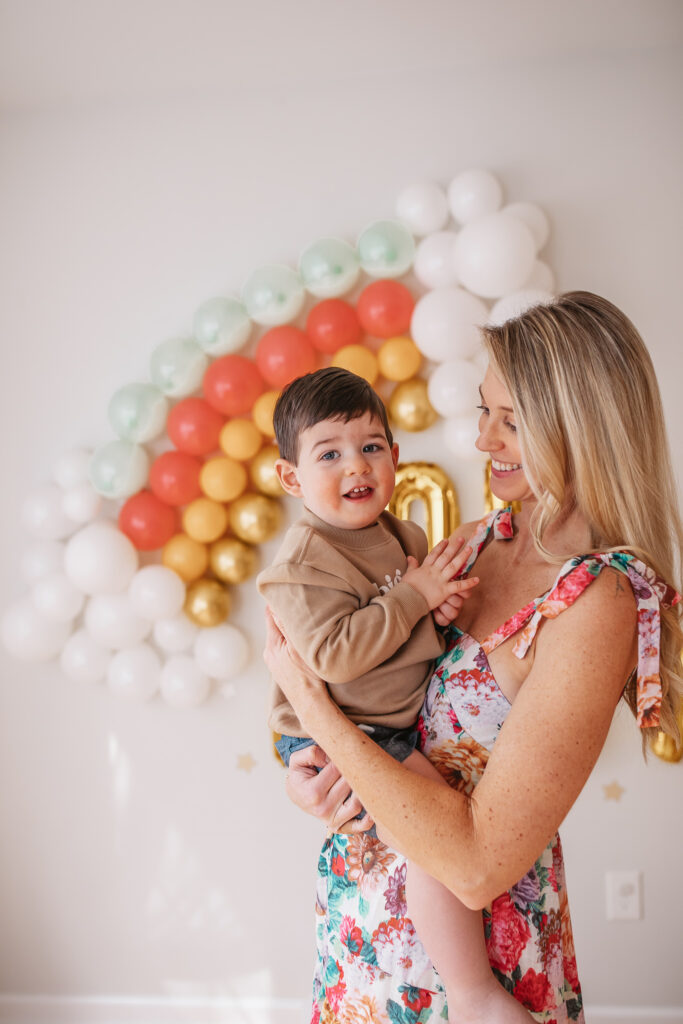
[263,606,330,724]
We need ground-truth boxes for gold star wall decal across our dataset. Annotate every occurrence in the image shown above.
[603,780,625,802]
[237,753,257,773]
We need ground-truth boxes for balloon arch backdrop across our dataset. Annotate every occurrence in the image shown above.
[6,167,675,758]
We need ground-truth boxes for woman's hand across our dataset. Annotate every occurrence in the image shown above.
[263,606,331,728]
[285,745,373,834]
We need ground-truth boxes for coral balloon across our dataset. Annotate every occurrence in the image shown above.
[219,418,263,461]
[166,398,225,456]
[199,457,248,503]
[356,280,416,338]
[184,579,231,627]
[377,337,422,382]
[209,538,259,584]
[252,391,279,438]
[162,534,209,583]
[229,494,282,544]
[255,326,317,389]
[118,490,179,551]
[332,345,379,385]
[149,450,203,506]
[203,355,265,416]
[249,445,284,496]
[182,498,229,544]
[306,300,361,354]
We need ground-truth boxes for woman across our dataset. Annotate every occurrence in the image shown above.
[264,291,683,1023]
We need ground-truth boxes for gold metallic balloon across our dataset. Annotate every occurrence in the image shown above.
[483,461,522,516]
[388,377,437,432]
[162,533,209,583]
[209,537,259,584]
[228,493,282,544]
[388,462,459,550]
[252,390,280,438]
[250,445,284,497]
[184,578,231,627]
[651,728,683,763]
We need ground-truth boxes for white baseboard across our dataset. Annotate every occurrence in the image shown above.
[1,996,681,1024]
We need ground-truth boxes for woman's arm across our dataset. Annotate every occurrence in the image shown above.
[264,568,637,909]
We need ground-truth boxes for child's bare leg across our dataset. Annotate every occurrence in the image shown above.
[376,750,533,1023]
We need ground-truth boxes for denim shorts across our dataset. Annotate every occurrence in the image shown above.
[275,723,419,767]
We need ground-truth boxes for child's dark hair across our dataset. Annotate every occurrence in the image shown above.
[273,366,393,464]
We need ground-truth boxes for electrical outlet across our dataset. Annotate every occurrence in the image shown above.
[605,870,643,920]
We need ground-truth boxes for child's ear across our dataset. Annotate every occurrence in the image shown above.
[275,459,302,497]
[391,442,399,470]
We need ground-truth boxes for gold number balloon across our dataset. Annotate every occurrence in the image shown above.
[209,537,259,584]
[388,378,438,432]
[184,578,231,626]
[228,493,282,545]
[388,462,459,549]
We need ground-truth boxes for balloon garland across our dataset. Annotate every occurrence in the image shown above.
[3,169,562,710]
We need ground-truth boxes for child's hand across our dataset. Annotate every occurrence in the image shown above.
[403,535,478,612]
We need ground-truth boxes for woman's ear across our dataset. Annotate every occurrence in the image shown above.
[275,458,302,497]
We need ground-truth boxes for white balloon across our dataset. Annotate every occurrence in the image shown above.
[522,258,556,293]
[32,571,85,622]
[160,655,211,708]
[452,212,536,298]
[153,613,199,653]
[503,201,550,252]
[193,624,250,680]
[395,182,449,236]
[488,289,553,326]
[413,232,459,289]
[447,169,503,225]
[61,481,103,524]
[107,643,161,701]
[60,629,111,684]
[427,360,482,418]
[52,448,92,490]
[64,522,138,595]
[128,565,186,621]
[411,287,488,362]
[1,597,72,661]
[21,540,65,584]
[85,593,151,649]
[441,414,488,461]
[21,483,77,540]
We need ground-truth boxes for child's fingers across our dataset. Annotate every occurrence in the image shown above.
[422,538,449,566]
[431,537,467,571]
[446,575,479,595]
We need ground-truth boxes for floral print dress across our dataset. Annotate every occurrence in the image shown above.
[310,508,679,1024]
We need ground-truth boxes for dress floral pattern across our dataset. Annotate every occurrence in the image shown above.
[310,508,679,1023]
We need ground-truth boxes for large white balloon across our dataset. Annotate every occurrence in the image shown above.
[413,232,459,289]
[1,598,72,661]
[447,169,503,225]
[441,414,488,461]
[427,360,482,418]
[452,212,536,298]
[522,259,556,293]
[153,613,199,654]
[395,182,449,236]
[21,484,77,541]
[411,287,488,362]
[21,540,65,584]
[128,566,186,621]
[61,481,104,524]
[193,624,250,680]
[503,201,550,252]
[51,448,92,490]
[64,522,138,595]
[488,289,553,327]
[160,655,211,708]
[32,571,85,622]
[107,643,161,701]
[85,593,151,649]
[60,629,111,684]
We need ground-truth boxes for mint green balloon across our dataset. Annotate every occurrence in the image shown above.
[241,264,305,326]
[299,237,360,298]
[108,383,168,443]
[149,337,208,397]
[89,441,149,499]
[193,296,252,356]
[357,220,416,278]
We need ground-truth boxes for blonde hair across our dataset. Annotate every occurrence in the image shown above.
[481,291,683,747]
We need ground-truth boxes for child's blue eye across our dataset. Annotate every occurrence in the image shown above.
[320,450,338,461]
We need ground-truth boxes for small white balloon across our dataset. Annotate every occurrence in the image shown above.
[129,565,186,621]
[413,232,459,289]
[1,597,72,661]
[32,571,85,622]
[64,522,138,595]
[85,593,151,649]
[153,613,199,653]
[107,643,161,701]
[522,259,556,293]
[160,655,211,708]
[21,540,65,584]
[60,629,111,684]
[52,448,92,490]
[503,201,550,252]
[447,169,503,225]
[427,360,482,418]
[441,414,488,461]
[21,483,77,540]
[453,212,536,299]
[411,287,488,362]
[488,290,553,327]
[61,481,103,524]
[395,182,449,236]
[193,624,249,680]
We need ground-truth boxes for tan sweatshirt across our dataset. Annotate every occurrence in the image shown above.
[257,508,445,737]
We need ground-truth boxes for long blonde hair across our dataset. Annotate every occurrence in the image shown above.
[481,291,683,746]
